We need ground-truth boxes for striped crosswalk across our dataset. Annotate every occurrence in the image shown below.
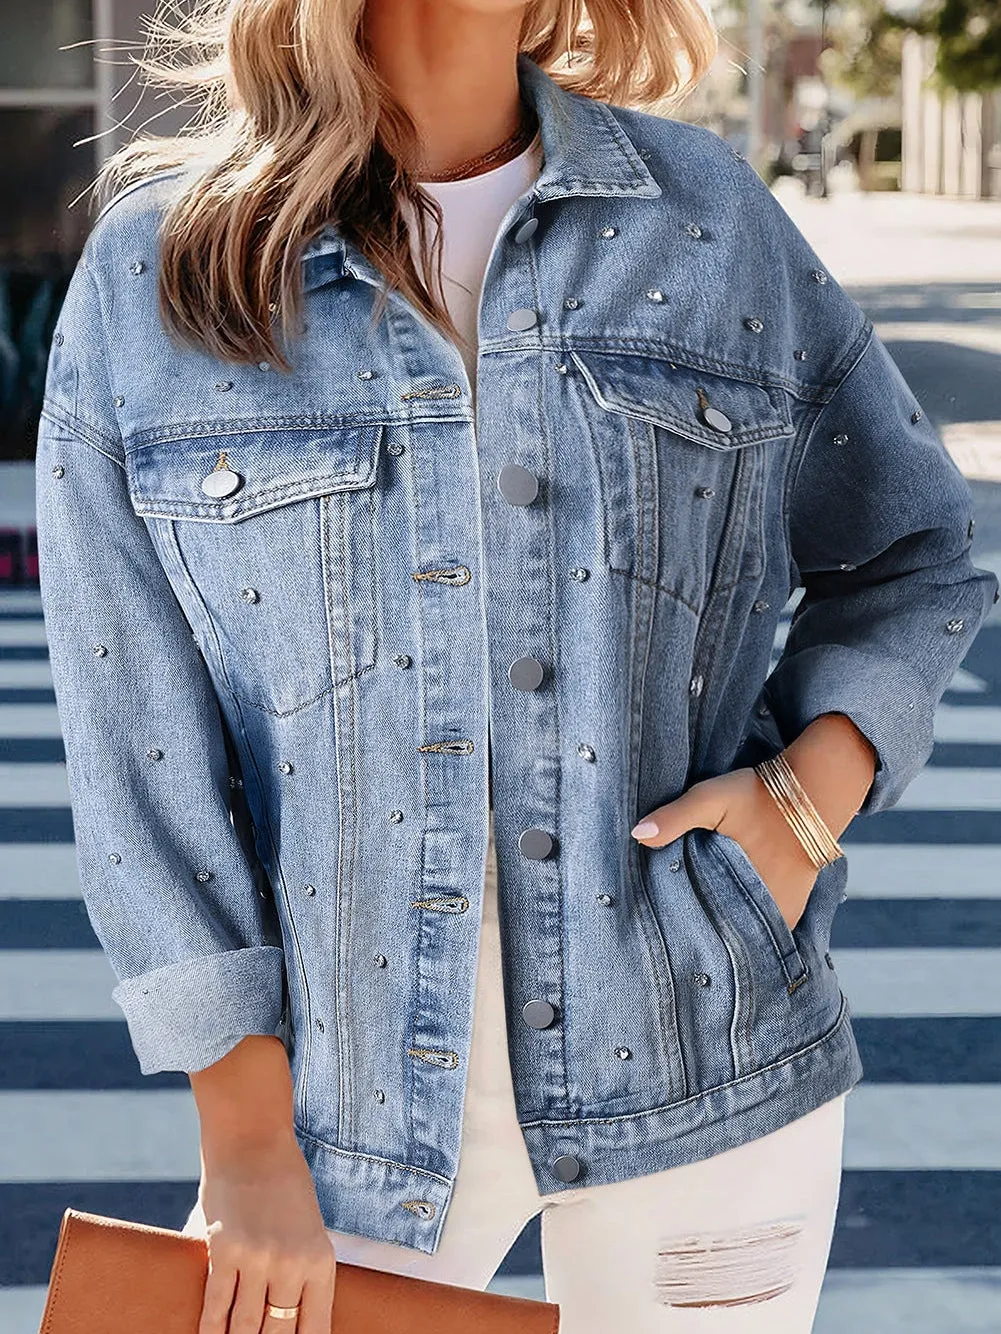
[2,587,1000,1332]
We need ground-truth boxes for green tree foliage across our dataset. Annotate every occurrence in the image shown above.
[890,0,1001,93]
[815,0,906,100]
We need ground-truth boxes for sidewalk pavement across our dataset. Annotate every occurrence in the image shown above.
[772,177,1001,484]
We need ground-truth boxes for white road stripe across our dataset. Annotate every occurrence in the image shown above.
[0,845,81,899]
[0,619,47,646]
[934,705,1001,743]
[0,590,43,611]
[895,768,1001,809]
[0,952,121,1020]
[494,1271,1001,1330]
[0,1091,199,1181]
[0,1084,995,1183]
[815,1269,1001,1334]
[0,662,51,689]
[0,1290,51,1334]
[835,949,1001,1016]
[0,704,63,737]
[845,845,1001,899]
[486,1276,548,1300]
[844,1085,1001,1170]
[947,666,990,694]
[11,1271,1001,1334]
[0,763,69,805]
[2,752,999,812]
[4,945,999,1024]
[9,762,985,811]
[18,842,988,905]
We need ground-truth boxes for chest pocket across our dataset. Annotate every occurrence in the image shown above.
[124,421,384,716]
[569,350,793,616]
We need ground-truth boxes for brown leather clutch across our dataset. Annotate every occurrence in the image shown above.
[38,1208,561,1333]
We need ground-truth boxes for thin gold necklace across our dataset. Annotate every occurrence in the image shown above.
[417,99,538,183]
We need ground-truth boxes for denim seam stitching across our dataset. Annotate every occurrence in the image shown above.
[40,401,122,459]
[708,835,809,989]
[518,991,851,1128]
[482,337,841,400]
[294,1129,453,1187]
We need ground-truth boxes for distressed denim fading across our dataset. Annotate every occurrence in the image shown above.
[34,51,998,1254]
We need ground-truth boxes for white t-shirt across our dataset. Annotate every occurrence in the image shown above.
[408,128,544,394]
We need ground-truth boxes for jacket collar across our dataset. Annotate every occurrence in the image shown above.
[300,52,662,288]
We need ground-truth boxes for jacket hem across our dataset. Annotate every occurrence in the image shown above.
[519,990,863,1198]
[295,1127,456,1256]
[297,994,862,1255]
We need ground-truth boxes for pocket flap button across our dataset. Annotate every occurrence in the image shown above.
[201,468,243,498]
[702,406,733,433]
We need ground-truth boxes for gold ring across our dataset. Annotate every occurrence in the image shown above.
[265,1302,301,1320]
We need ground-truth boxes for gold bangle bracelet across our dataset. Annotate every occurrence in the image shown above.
[765,758,835,864]
[772,754,842,866]
[761,754,842,866]
[775,752,844,863]
[755,763,827,869]
[756,766,829,871]
[753,753,844,869]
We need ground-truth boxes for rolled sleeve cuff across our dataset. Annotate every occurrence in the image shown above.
[764,642,936,816]
[111,945,287,1075]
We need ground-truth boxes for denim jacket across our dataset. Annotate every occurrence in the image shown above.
[35,52,998,1253]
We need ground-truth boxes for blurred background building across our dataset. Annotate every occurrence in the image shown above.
[1,0,1000,510]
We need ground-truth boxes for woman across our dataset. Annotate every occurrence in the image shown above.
[34,1,997,1331]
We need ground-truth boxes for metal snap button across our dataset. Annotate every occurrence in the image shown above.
[497,463,540,505]
[518,828,555,860]
[513,217,538,243]
[522,999,556,1029]
[508,657,545,691]
[552,1154,582,1183]
[507,307,539,331]
[701,406,732,433]
[201,468,243,498]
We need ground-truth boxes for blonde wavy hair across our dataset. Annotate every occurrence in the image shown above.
[97,0,718,371]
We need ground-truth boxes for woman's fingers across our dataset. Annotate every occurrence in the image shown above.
[295,1263,339,1334]
[226,1258,271,1334]
[190,1128,336,1334]
[631,778,725,846]
[197,1251,238,1334]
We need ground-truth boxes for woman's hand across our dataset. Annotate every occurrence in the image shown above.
[631,765,820,931]
[630,713,878,932]
[196,1128,337,1334]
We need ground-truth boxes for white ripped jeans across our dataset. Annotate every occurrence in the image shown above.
[184,811,847,1331]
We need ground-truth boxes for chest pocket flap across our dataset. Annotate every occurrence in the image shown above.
[569,350,793,450]
[125,421,384,521]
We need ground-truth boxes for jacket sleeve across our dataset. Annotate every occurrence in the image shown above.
[34,249,287,1075]
[763,323,999,816]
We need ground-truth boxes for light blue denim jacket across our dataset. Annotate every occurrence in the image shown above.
[35,52,998,1253]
